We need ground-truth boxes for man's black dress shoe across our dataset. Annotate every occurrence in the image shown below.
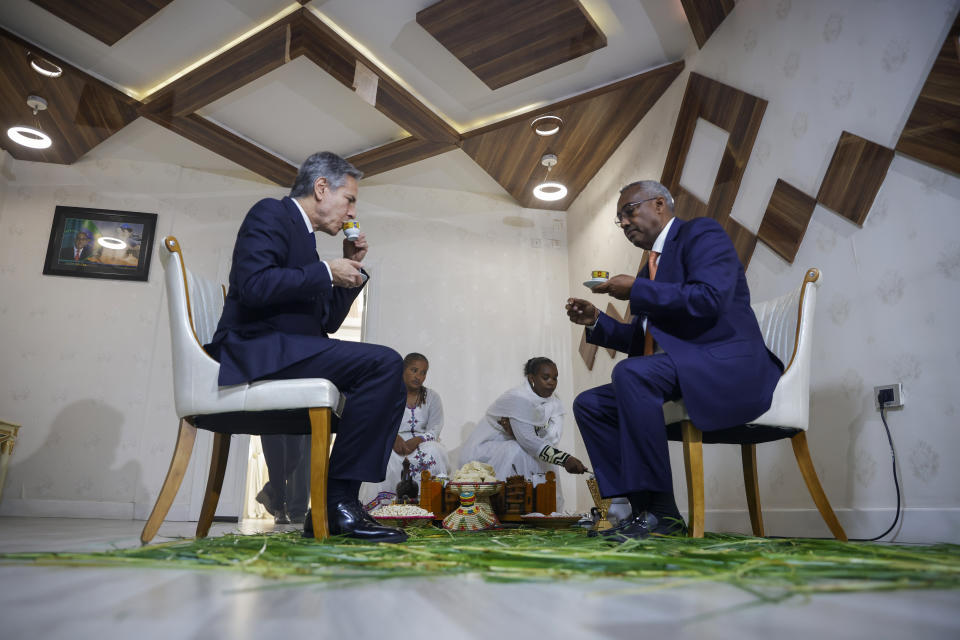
[608,512,688,541]
[303,501,408,543]
[256,486,279,517]
[289,511,306,525]
[274,507,291,525]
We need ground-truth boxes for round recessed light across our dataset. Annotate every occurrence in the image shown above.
[29,55,63,78]
[98,237,126,250]
[531,115,563,136]
[532,181,568,201]
[7,126,52,149]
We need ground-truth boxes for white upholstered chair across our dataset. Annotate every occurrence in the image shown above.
[663,268,847,540]
[140,236,343,544]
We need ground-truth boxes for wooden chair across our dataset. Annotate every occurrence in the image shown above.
[140,236,343,544]
[664,268,847,540]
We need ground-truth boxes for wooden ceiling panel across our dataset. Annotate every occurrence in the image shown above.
[0,29,140,164]
[28,0,173,46]
[460,61,684,210]
[347,137,458,178]
[417,0,606,90]
[896,13,960,177]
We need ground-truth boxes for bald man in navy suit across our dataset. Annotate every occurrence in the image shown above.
[205,151,407,543]
[566,180,782,540]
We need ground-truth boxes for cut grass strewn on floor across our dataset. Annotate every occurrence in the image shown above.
[3,528,958,600]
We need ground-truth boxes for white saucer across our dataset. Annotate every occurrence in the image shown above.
[583,278,608,289]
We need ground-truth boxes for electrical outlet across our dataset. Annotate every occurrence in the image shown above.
[874,383,904,409]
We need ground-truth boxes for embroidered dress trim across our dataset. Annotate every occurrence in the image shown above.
[538,444,570,466]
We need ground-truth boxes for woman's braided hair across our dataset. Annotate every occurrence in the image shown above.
[403,352,429,407]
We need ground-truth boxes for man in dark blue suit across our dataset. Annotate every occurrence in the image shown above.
[205,151,407,543]
[566,180,782,539]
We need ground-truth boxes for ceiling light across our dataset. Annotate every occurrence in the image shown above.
[7,95,53,149]
[531,115,562,136]
[7,126,52,149]
[29,54,63,78]
[532,182,568,201]
[532,153,567,202]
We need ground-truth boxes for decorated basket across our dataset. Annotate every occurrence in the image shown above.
[371,514,435,529]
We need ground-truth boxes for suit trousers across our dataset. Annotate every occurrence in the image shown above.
[259,434,307,511]
[263,339,405,483]
[573,353,681,497]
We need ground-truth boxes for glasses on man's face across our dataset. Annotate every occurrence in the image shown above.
[614,196,658,226]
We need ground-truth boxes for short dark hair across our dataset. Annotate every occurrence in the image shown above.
[524,357,556,377]
[289,151,363,198]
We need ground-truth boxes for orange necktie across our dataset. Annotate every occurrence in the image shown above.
[643,250,660,356]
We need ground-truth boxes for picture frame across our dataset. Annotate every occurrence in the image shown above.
[42,205,158,282]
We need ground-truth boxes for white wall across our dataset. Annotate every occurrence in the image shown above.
[0,147,576,519]
[566,0,960,542]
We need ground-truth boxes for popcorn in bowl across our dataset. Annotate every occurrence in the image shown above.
[369,503,435,528]
[452,461,497,483]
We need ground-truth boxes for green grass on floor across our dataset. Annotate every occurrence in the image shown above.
[3,528,959,602]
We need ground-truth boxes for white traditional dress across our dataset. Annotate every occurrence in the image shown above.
[459,381,567,509]
[360,388,449,506]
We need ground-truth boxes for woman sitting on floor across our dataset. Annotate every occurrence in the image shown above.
[459,357,587,510]
[361,352,449,507]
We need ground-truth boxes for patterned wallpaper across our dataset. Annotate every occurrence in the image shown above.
[566,0,960,542]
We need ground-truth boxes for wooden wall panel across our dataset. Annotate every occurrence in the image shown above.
[28,0,172,46]
[417,0,606,89]
[723,217,757,270]
[579,330,597,371]
[461,61,684,210]
[0,29,140,165]
[895,13,960,176]
[757,179,816,263]
[673,187,709,219]
[680,0,736,49]
[661,73,766,225]
[817,131,894,227]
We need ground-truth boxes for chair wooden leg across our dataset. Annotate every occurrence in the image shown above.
[308,407,332,541]
[196,432,231,538]
[741,444,765,537]
[791,431,848,541]
[681,421,705,538]
[141,419,197,544]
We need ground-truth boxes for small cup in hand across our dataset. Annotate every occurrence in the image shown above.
[584,269,609,290]
[342,221,360,241]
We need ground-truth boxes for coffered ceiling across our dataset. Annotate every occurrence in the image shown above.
[0,0,696,210]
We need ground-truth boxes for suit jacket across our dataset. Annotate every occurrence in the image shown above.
[204,196,364,385]
[587,217,782,431]
[60,243,92,261]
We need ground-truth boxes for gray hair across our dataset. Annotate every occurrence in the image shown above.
[620,180,674,211]
[289,151,363,198]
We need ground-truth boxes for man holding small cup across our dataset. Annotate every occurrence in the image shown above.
[205,151,408,543]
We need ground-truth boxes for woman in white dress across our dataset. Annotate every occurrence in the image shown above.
[361,353,449,507]
[459,357,587,510]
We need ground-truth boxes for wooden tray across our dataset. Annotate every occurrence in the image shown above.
[520,515,581,529]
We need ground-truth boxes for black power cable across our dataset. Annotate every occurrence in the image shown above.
[849,397,902,542]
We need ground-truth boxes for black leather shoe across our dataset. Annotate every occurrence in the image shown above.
[256,485,279,517]
[288,512,306,525]
[274,507,291,525]
[303,501,408,543]
[609,512,688,541]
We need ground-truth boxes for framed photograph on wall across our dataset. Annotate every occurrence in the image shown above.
[42,205,158,281]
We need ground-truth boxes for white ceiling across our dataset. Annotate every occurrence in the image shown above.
[0,0,694,187]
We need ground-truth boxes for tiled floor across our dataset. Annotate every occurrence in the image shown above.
[1,517,958,639]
